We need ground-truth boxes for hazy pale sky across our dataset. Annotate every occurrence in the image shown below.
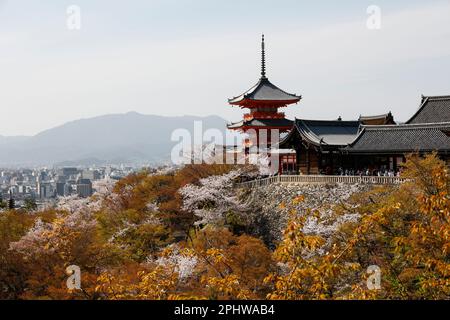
[0,0,450,136]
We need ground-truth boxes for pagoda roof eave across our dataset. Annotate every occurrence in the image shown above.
[229,98,301,107]
[227,118,294,131]
[227,125,293,130]
[228,77,301,106]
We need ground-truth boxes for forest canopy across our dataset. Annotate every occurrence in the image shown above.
[0,154,448,300]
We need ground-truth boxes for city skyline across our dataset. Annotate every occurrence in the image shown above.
[1,1,450,136]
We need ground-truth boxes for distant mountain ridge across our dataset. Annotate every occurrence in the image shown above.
[0,112,229,167]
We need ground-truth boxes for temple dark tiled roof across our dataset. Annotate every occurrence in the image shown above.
[293,119,361,146]
[359,112,395,125]
[228,77,301,105]
[406,95,450,124]
[227,118,294,129]
[345,122,450,154]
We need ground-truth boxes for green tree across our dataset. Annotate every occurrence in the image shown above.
[0,194,6,209]
[8,197,15,210]
[24,198,38,211]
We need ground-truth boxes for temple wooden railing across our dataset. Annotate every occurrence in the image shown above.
[236,175,410,188]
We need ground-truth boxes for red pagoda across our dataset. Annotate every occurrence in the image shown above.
[228,35,301,150]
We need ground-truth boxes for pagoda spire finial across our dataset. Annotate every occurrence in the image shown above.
[261,34,267,79]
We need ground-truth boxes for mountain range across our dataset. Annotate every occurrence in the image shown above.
[0,112,229,167]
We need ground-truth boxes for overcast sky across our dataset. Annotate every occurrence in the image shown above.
[0,0,450,136]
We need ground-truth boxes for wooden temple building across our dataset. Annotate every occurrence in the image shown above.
[226,37,450,176]
[278,95,450,175]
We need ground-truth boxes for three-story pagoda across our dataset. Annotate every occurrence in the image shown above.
[228,35,301,149]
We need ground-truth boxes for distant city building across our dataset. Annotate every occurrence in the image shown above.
[0,166,126,207]
[76,179,93,198]
[110,170,125,180]
[18,185,26,194]
[38,182,54,199]
[60,167,79,178]
[39,171,49,182]
[56,182,69,197]
[82,169,101,181]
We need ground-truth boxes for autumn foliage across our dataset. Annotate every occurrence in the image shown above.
[265,154,449,300]
[0,155,448,300]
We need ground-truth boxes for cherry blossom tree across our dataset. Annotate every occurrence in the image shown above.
[179,171,248,226]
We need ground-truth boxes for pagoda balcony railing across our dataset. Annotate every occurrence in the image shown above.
[236,175,410,188]
[244,112,285,121]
